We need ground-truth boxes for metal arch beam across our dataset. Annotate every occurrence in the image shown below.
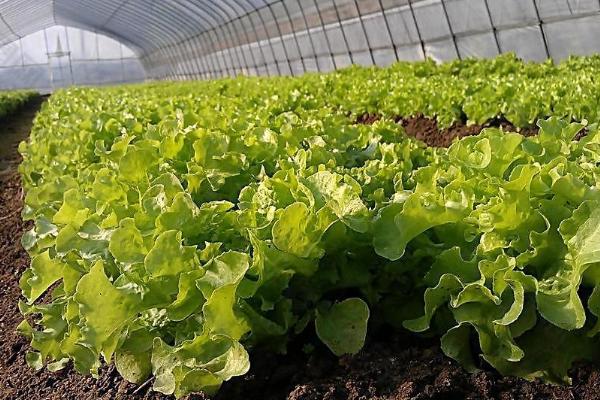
[0,10,21,40]
[55,18,145,54]
[187,0,244,74]
[188,0,268,76]
[179,0,284,76]
[98,14,171,50]
[151,1,210,40]
[1,0,52,38]
[101,1,196,49]
[97,0,131,30]
[63,4,154,50]
[57,0,205,53]
[165,2,219,77]
[0,0,319,70]
[217,2,253,74]
[235,0,272,75]
[0,1,146,53]
[4,5,135,52]
[204,0,250,72]
[148,0,274,52]
[175,3,229,76]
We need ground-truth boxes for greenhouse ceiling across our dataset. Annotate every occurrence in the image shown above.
[0,0,277,53]
[2,0,600,87]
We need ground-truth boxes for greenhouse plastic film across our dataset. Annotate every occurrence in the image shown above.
[1,0,600,87]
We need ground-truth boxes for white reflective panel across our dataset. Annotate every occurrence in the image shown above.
[242,46,256,68]
[498,26,548,61]
[386,7,421,46]
[343,20,369,53]
[326,26,348,55]
[282,36,300,59]
[261,42,275,63]
[21,30,48,65]
[413,0,451,42]
[538,0,599,19]
[0,24,144,90]
[396,44,425,61]
[249,42,264,65]
[364,13,392,49]
[373,48,397,66]
[488,0,537,27]
[278,60,292,75]
[545,14,600,60]
[353,51,374,66]
[272,38,287,60]
[68,27,98,60]
[303,57,318,72]
[45,26,69,55]
[0,41,22,67]
[425,38,459,62]
[98,35,123,60]
[311,29,332,56]
[446,0,491,34]
[121,44,136,58]
[457,32,498,59]
[296,31,314,57]
[317,55,335,72]
[333,53,352,68]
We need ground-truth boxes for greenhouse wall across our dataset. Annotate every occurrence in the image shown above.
[0,25,145,92]
[141,0,600,80]
[0,0,599,87]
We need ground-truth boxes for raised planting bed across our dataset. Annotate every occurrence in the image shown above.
[5,57,600,399]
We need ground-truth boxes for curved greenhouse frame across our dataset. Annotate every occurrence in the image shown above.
[0,0,599,89]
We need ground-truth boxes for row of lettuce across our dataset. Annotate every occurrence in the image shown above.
[0,90,36,119]
[333,53,600,128]
[18,56,600,397]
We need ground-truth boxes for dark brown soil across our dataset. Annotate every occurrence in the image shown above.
[1,101,599,400]
[356,113,540,148]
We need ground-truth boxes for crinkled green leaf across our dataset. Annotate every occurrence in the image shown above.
[315,298,369,356]
[108,218,147,264]
[151,335,250,397]
[144,230,199,278]
[272,202,336,258]
[196,251,249,299]
[20,251,65,304]
[305,171,370,232]
[202,284,250,340]
[74,261,141,353]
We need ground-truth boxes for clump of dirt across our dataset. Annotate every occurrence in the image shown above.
[281,336,600,400]
[355,113,382,125]
[399,114,487,147]
[356,113,540,148]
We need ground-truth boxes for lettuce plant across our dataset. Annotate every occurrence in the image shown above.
[17,62,600,397]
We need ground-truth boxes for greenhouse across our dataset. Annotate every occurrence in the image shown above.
[1,0,600,88]
[2,1,600,399]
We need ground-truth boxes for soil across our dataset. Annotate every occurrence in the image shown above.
[356,113,540,148]
[1,101,599,400]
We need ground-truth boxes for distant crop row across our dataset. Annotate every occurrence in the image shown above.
[0,90,36,119]
[18,55,600,397]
